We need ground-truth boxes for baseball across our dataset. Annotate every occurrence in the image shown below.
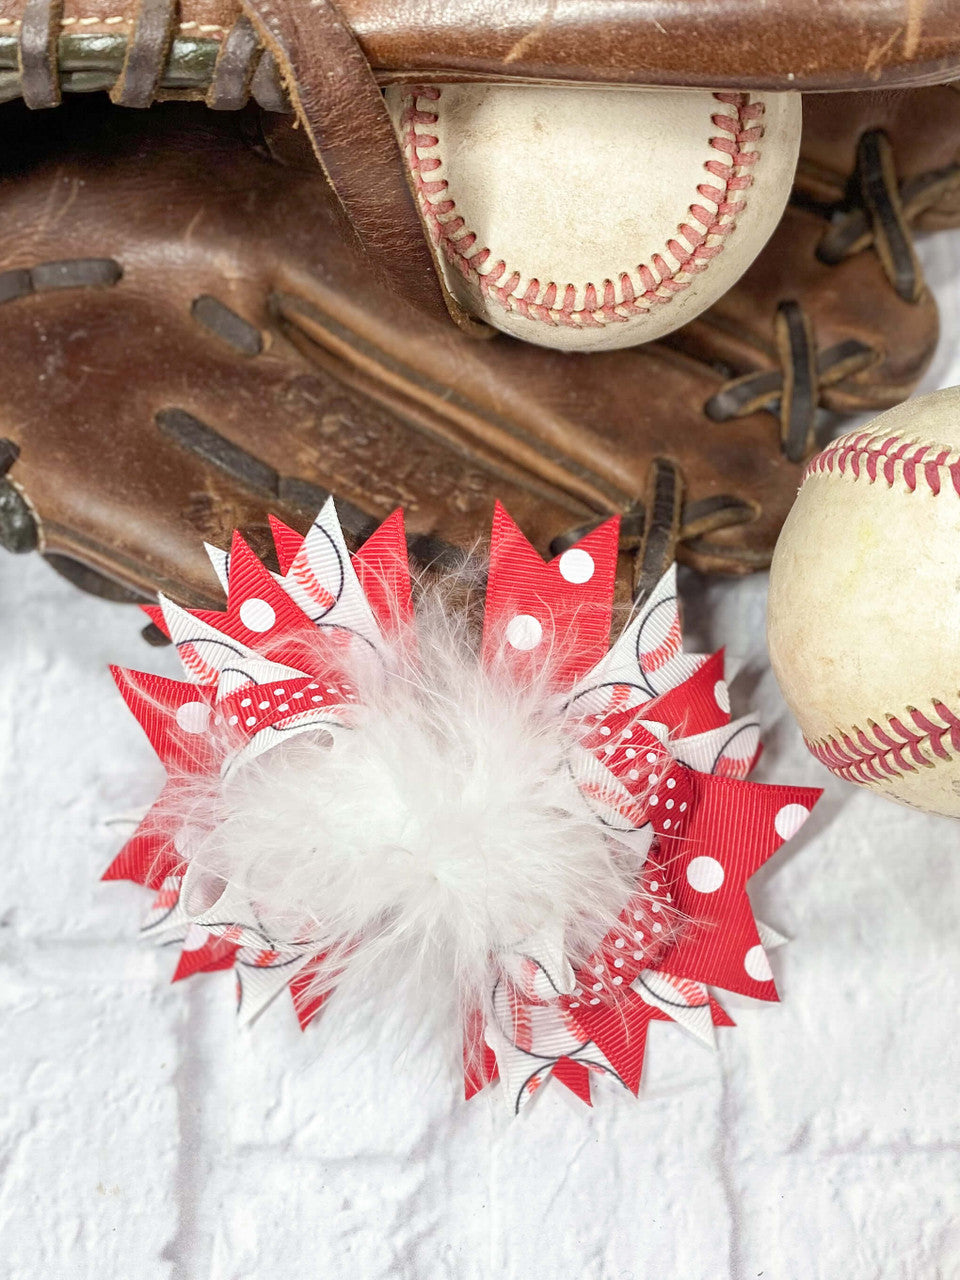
[385,83,801,352]
[768,387,960,817]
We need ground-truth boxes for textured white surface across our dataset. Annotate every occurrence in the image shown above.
[2,238,960,1280]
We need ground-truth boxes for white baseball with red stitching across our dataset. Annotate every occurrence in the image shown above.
[384,83,801,352]
[768,387,960,817]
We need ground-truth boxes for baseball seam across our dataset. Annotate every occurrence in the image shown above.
[398,86,763,330]
[808,702,960,783]
[804,427,960,784]
[804,430,960,497]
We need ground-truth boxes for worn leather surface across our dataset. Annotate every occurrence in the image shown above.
[0,99,820,604]
[665,85,960,419]
[1,0,959,91]
[1,5,956,352]
[349,0,960,91]
[239,0,458,329]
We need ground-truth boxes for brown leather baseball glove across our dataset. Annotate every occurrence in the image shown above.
[0,1,958,615]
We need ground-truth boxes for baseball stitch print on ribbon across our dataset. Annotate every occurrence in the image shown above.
[105,499,820,1113]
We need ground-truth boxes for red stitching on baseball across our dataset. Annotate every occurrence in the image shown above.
[808,702,960,784]
[803,430,960,784]
[398,87,762,329]
[804,430,960,497]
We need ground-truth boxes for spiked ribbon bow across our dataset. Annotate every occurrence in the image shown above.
[105,500,820,1112]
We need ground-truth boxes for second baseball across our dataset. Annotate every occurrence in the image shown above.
[767,387,960,817]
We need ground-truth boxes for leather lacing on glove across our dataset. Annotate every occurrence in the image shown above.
[704,128,960,464]
[550,459,749,604]
[0,1,286,111]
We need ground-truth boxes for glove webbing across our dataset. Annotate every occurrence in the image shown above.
[818,129,960,301]
[704,301,877,463]
[704,128,958,463]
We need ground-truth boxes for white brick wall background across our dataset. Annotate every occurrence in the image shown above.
[2,236,960,1280]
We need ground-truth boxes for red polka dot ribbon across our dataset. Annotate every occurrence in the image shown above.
[105,498,821,1111]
